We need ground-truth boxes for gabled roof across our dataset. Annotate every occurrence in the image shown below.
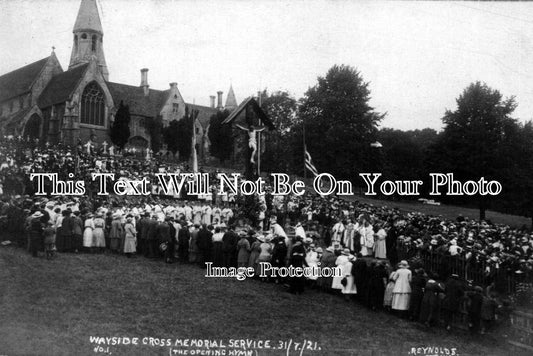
[74,0,103,34]
[185,103,218,129]
[222,97,275,130]
[106,82,169,118]
[0,57,50,103]
[38,64,89,108]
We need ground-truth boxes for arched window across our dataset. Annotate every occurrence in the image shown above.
[91,35,97,52]
[80,82,106,126]
[81,33,87,39]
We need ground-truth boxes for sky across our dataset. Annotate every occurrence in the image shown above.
[0,0,532,131]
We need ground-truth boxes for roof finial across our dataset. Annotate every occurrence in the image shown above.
[52,46,56,52]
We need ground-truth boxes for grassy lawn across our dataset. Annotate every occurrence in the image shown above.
[346,195,531,228]
[0,246,524,356]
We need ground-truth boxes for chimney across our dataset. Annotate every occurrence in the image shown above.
[169,82,177,89]
[217,91,223,110]
[257,91,262,106]
[140,68,149,96]
[210,95,216,109]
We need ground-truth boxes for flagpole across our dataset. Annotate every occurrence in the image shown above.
[303,118,307,180]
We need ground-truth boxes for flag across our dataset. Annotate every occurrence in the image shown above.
[304,146,319,177]
[191,120,198,173]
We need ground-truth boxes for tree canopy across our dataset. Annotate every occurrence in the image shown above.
[208,109,232,163]
[109,101,131,150]
[299,64,384,181]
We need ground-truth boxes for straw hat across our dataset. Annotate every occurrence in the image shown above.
[399,260,409,268]
[32,211,44,219]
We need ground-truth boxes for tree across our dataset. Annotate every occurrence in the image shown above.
[208,110,232,163]
[162,120,180,155]
[299,65,384,181]
[145,115,163,152]
[110,101,130,150]
[432,81,518,220]
[494,120,533,226]
[260,90,298,173]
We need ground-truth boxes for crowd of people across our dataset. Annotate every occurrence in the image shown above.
[1,136,531,335]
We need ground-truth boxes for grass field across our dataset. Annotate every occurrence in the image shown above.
[346,195,531,228]
[0,246,525,356]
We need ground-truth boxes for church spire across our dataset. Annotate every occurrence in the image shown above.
[69,0,108,80]
[225,84,237,111]
[73,0,103,34]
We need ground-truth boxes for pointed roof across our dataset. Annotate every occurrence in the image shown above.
[225,85,237,109]
[38,64,89,108]
[73,0,103,34]
[222,97,275,130]
[0,56,51,103]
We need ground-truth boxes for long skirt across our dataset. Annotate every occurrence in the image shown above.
[374,240,387,259]
[331,275,344,290]
[73,234,83,251]
[248,251,260,270]
[256,256,272,276]
[213,242,224,267]
[110,237,121,252]
[392,293,411,311]
[124,236,136,254]
[83,228,93,247]
[342,275,357,294]
[384,281,395,307]
[93,228,105,247]
[55,226,65,251]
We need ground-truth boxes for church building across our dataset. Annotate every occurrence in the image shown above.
[0,0,237,159]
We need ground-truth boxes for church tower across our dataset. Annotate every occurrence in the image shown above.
[69,0,109,80]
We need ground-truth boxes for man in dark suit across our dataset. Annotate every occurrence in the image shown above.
[165,217,176,263]
[222,225,238,268]
[136,212,150,257]
[156,218,170,260]
[146,215,158,258]
[177,222,190,263]
[196,224,213,268]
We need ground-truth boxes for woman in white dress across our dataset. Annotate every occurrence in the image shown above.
[332,248,350,291]
[305,245,321,283]
[341,255,358,299]
[123,217,137,257]
[392,260,412,316]
[93,212,106,252]
[83,213,95,250]
[373,223,387,259]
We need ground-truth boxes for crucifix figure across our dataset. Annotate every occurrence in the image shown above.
[83,140,93,155]
[145,148,152,161]
[102,141,108,154]
[236,123,266,164]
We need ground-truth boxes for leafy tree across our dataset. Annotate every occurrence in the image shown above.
[432,81,518,220]
[208,109,232,163]
[260,90,298,173]
[494,120,533,226]
[162,119,180,155]
[110,101,131,150]
[162,106,197,160]
[299,65,384,181]
[176,106,198,161]
[145,115,163,152]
